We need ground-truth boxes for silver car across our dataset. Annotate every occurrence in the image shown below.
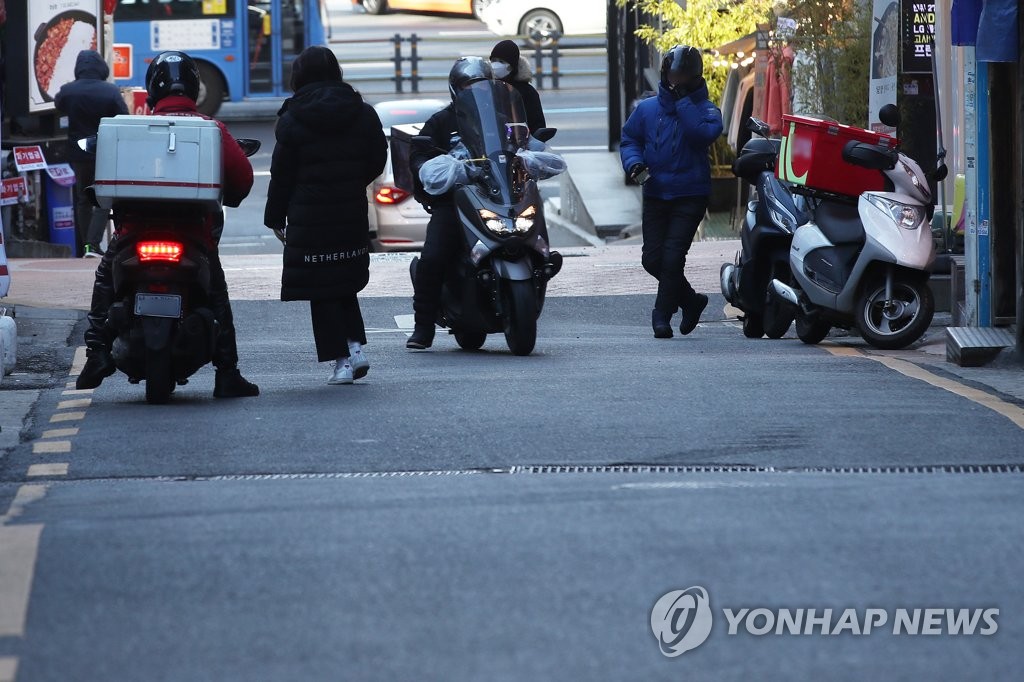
[369,99,448,252]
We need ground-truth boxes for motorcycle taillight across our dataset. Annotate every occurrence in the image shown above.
[137,241,184,264]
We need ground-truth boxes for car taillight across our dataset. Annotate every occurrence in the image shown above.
[137,241,184,263]
[375,186,410,204]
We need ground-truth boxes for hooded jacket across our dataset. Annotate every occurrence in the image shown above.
[620,79,724,200]
[264,80,387,302]
[503,56,546,134]
[54,51,129,161]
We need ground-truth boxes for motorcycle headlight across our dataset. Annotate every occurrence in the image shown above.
[761,180,798,233]
[867,195,925,230]
[479,208,513,236]
[514,205,537,233]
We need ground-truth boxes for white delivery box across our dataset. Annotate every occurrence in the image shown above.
[94,115,223,210]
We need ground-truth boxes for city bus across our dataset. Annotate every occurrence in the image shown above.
[111,0,328,115]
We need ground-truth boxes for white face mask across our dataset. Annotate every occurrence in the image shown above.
[491,61,511,80]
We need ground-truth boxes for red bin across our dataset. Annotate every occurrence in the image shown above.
[776,115,898,197]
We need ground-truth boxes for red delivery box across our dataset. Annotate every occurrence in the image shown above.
[776,115,898,197]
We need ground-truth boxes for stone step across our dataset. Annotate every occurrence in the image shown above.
[946,326,1015,367]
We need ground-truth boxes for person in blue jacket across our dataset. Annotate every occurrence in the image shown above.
[620,45,723,338]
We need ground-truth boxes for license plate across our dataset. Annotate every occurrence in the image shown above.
[134,294,182,318]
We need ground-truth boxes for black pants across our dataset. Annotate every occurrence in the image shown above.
[84,238,240,371]
[641,196,709,314]
[413,203,462,327]
[72,161,110,253]
[310,297,367,362]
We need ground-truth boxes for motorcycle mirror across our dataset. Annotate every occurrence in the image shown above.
[77,136,97,154]
[747,117,771,137]
[931,163,949,182]
[533,128,558,143]
[236,138,261,157]
[879,104,900,128]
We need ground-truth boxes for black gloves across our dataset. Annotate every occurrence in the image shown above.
[628,163,650,185]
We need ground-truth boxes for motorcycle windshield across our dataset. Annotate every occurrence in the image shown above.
[454,80,530,158]
[453,81,530,206]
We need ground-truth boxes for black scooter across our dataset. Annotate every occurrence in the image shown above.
[720,118,809,338]
[81,136,260,404]
[410,80,562,356]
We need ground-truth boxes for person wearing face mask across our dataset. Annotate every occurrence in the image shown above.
[489,40,546,134]
[619,45,723,339]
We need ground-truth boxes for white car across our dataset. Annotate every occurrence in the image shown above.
[369,99,448,251]
[477,0,606,46]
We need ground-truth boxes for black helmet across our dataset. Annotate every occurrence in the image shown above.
[448,57,492,100]
[661,45,703,85]
[145,51,201,107]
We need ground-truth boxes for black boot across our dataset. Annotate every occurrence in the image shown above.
[214,368,260,398]
[652,309,673,339]
[679,293,709,336]
[76,347,116,390]
[406,324,435,350]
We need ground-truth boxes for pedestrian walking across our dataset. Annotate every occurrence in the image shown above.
[54,50,128,258]
[264,46,387,384]
[620,45,723,338]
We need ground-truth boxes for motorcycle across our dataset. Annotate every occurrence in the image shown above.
[769,105,946,350]
[721,117,810,339]
[410,79,564,356]
[80,133,261,404]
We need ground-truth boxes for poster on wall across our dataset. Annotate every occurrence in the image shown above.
[869,0,899,133]
[901,0,936,74]
[27,0,103,114]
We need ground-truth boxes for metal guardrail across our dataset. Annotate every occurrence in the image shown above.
[330,33,607,94]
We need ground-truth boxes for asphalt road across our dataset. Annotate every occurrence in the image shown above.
[1,295,1023,680]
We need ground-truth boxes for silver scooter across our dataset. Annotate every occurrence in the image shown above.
[770,106,947,350]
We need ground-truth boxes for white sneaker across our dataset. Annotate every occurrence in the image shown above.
[328,359,354,385]
[350,351,369,380]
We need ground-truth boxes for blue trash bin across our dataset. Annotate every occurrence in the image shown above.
[45,174,77,255]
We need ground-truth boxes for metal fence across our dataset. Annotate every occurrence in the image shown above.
[330,33,606,94]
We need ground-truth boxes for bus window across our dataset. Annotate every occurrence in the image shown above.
[114,0,236,22]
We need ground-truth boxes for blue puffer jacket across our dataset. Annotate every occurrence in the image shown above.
[620,80,724,200]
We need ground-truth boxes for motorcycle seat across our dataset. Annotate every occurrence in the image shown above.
[814,200,864,245]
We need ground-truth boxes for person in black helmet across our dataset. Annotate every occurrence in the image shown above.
[620,45,724,339]
[76,51,260,398]
[405,56,493,350]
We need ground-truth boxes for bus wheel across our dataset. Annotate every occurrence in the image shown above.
[195,62,226,117]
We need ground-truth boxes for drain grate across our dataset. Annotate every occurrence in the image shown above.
[509,464,1024,475]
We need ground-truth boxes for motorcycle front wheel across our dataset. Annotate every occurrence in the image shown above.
[454,330,487,351]
[856,279,934,350]
[502,280,538,356]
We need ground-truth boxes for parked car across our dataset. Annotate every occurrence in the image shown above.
[358,0,484,16]
[369,99,449,251]
[477,0,606,47]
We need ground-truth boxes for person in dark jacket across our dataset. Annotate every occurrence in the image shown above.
[54,50,129,257]
[620,45,724,339]
[489,40,546,134]
[405,57,494,350]
[264,46,387,385]
[76,51,260,398]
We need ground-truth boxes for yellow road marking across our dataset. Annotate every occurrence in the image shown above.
[26,463,68,477]
[69,346,87,377]
[32,441,71,455]
[41,428,79,439]
[0,485,48,640]
[49,411,85,423]
[65,381,76,389]
[0,657,18,682]
[57,398,92,410]
[824,345,1024,430]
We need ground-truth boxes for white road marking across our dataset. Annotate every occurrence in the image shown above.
[393,314,415,330]
[32,441,71,455]
[27,463,69,477]
[41,428,78,439]
[57,398,91,410]
[49,412,85,424]
[69,346,87,377]
[0,657,18,682]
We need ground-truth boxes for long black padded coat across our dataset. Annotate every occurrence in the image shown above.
[264,80,387,301]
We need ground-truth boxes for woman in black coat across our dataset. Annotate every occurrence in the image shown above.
[264,46,387,385]
[489,40,546,134]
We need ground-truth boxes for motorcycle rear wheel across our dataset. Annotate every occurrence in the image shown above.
[502,280,538,356]
[763,296,794,339]
[145,347,175,405]
[795,312,831,345]
[742,314,764,339]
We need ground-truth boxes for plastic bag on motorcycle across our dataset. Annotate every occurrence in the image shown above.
[515,149,566,180]
[419,154,469,196]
